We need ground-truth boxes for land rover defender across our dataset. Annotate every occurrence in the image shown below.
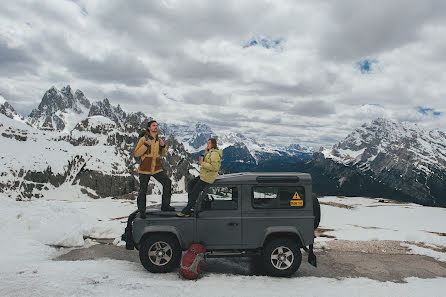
[122,172,320,277]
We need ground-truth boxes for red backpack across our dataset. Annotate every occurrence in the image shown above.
[179,243,206,280]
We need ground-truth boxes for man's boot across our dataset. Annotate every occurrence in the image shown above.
[138,209,146,219]
[161,205,175,212]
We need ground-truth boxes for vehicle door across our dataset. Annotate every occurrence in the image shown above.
[195,184,242,249]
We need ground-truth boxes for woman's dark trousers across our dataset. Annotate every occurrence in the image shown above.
[182,176,209,214]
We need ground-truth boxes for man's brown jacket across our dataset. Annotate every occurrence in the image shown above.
[134,134,167,175]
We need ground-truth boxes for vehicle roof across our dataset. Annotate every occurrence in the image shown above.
[214,172,311,185]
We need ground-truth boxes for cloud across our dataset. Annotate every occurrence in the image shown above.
[0,39,38,76]
[1,0,446,148]
[168,56,240,85]
[287,100,336,116]
[65,52,153,86]
[319,0,446,60]
[182,89,228,105]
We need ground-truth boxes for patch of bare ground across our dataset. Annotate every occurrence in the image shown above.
[319,201,355,209]
[317,240,410,254]
[109,216,127,221]
[316,239,446,255]
[315,228,336,238]
[364,199,412,207]
[82,236,115,245]
[348,224,398,231]
[348,224,380,229]
[112,193,137,200]
[376,198,411,204]
[425,230,446,237]
[411,241,446,253]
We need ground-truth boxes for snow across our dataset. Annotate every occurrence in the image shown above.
[0,94,6,104]
[1,263,444,297]
[318,196,446,247]
[401,243,446,262]
[0,193,445,296]
[322,148,366,165]
[60,103,92,133]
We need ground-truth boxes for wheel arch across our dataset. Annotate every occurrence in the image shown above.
[138,226,184,249]
[262,227,304,248]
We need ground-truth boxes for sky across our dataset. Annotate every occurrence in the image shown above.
[1,0,445,148]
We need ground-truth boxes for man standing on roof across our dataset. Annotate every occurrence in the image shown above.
[178,138,222,217]
[134,120,174,218]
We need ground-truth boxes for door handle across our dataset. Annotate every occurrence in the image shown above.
[228,222,239,227]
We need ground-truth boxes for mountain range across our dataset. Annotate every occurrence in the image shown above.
[1,86,445,207]
[299,118,446,207]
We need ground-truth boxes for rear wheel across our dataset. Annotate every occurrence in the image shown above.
[263,238,302,277]
[139,234,181,273]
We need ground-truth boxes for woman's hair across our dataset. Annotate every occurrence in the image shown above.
[208,138,218,149]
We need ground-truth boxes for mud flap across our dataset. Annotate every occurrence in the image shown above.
[307,244,317,267]
[121,210,139,250]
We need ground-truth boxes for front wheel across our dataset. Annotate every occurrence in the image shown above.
[139,234,181,273]
[263,238,302,277]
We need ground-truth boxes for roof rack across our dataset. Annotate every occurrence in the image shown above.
[256,176,299,183]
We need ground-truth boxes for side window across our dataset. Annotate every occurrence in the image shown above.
[252,186,305,209]
[202,186,238,211]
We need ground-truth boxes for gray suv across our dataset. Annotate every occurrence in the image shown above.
[122,172,320,277]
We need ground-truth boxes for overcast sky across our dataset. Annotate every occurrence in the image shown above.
[1,0,445,148]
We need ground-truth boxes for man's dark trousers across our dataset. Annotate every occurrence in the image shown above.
[182,176,209,214]
[137,171,172,212]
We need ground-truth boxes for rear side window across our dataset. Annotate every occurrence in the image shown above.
[252,186,305,209]
[202,186,238,210]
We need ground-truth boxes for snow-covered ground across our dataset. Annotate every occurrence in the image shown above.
[0,193,445,296]
[318,196,446,246]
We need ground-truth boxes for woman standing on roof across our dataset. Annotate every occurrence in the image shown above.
[178,138,222,217]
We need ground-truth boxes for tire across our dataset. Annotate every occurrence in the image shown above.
[139,234,181,273]
[312,193,321,229]
[263,238,302,277]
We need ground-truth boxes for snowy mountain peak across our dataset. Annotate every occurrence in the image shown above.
[28,86,92,131]
[219,132,254,146]
[194,122,213,133]
[286,143,314,154]
[314,117,446,206]
[124,112,151,133]
[60,85,74,99]
[323,117,446,175]
[0,95,26,123]
[88,98,127,128]
[74,89,91,109]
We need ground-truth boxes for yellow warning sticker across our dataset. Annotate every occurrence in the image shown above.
[292,192,301,200]
[290,200,303,207]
